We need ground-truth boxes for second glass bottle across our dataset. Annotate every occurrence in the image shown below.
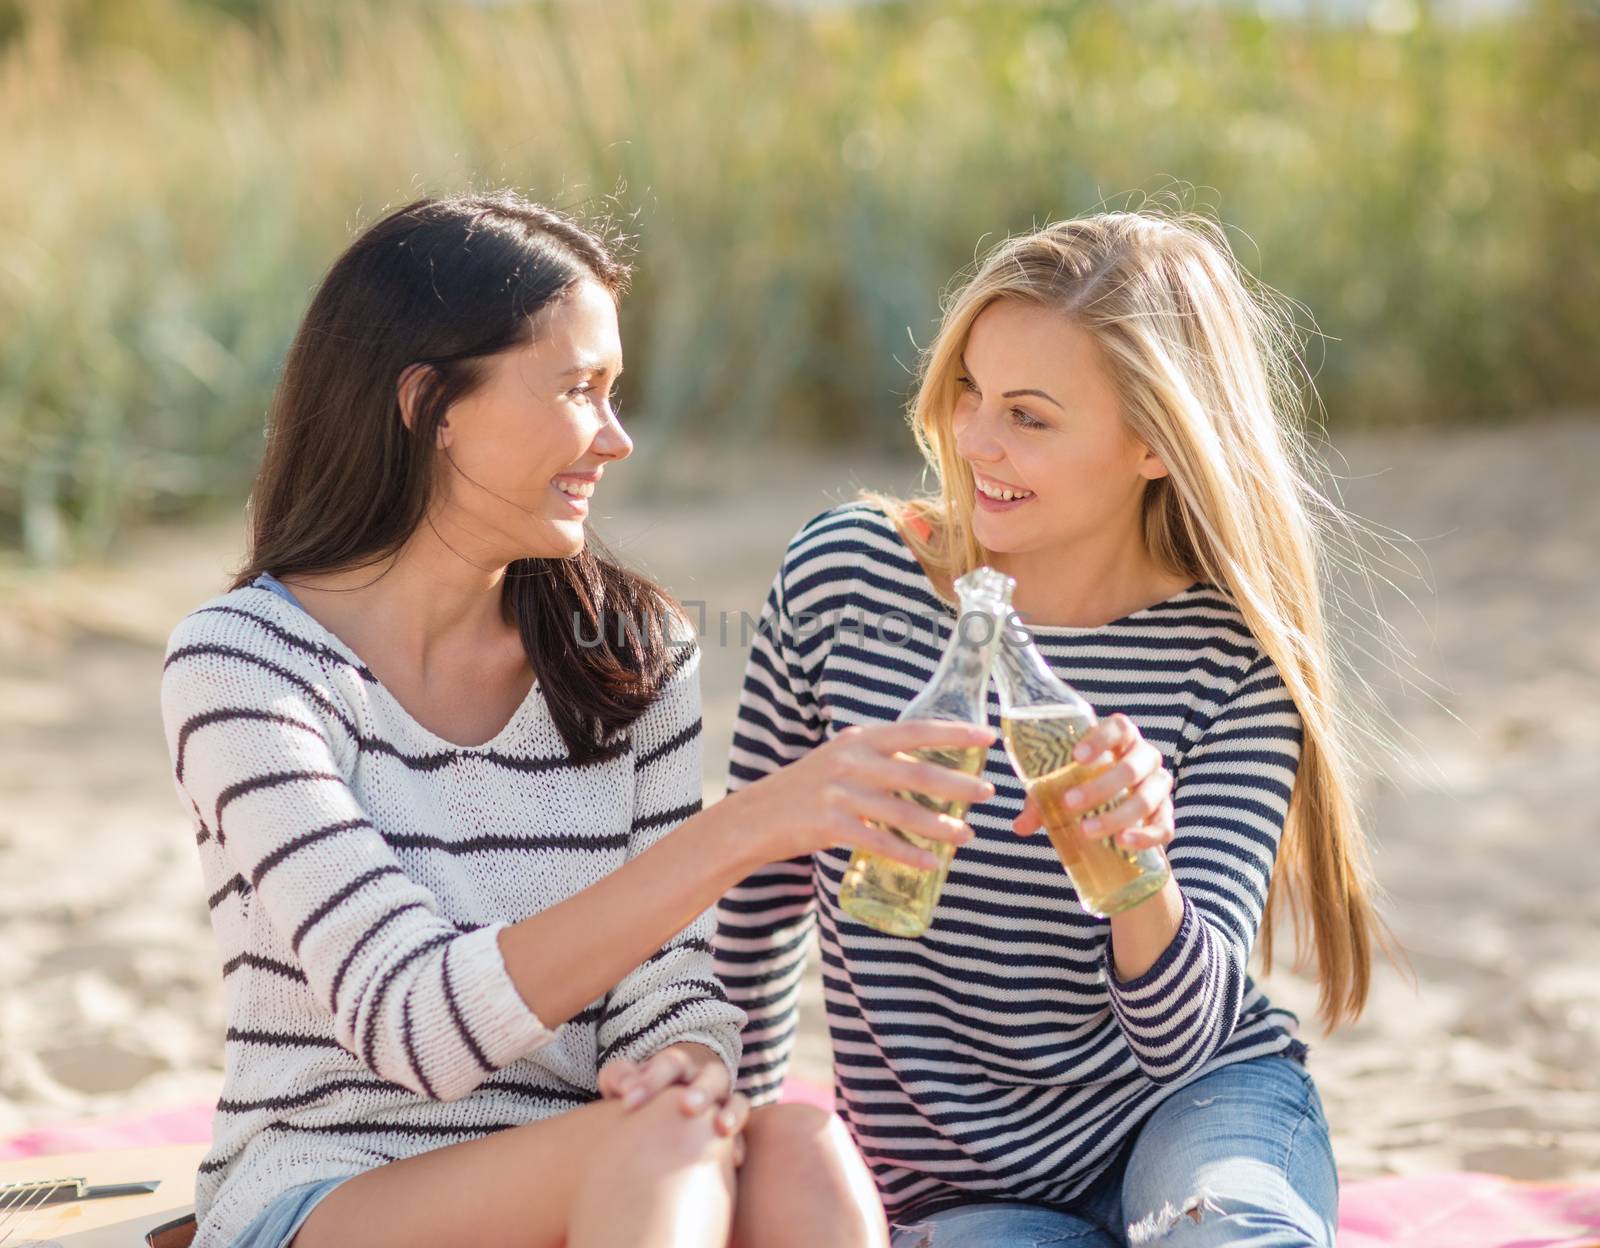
[995,628,1172,917]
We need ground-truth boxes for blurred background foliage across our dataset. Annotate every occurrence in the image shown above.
[1,0,1596,562]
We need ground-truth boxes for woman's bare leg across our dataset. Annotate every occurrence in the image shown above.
[292,1091,735,1248]
[731,1104,888,1248]
[567,1092,736,1248]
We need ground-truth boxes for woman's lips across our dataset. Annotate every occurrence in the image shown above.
[551,473,598,515]
[973,474,1035,513]
[974,490,1033,513]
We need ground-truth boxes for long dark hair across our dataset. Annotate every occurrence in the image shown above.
[234,191,681,765]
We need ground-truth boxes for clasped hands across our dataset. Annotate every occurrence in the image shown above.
[598,1043,750,1163]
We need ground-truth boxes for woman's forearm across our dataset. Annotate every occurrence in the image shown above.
[1106,875,1185,981]
[496,798,762,1028]
[498,719,991,1029]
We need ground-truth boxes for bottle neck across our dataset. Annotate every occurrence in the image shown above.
[940,606,1009,688]
[995,631,1093,717]
[905,600,1010,720]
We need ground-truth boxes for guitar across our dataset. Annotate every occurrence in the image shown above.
[0,1145,203,1247]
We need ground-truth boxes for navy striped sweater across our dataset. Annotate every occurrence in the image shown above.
[160,584,743,1247]
[714,504,1303,1221]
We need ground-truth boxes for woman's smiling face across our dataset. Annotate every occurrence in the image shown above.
[951,298,1168,559]
[430,278,632,563]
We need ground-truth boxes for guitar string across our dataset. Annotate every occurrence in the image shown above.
[0,1179,61,1247]
[0,1179,51,1215]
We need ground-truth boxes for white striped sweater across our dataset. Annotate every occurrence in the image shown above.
[714,504,1304,1222]
[160,583,743,1247]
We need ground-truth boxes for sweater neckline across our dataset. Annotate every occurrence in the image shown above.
[250,578,546,753]
[876,507,1210,637]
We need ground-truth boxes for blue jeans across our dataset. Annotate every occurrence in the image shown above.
[888,1054,1337,1247]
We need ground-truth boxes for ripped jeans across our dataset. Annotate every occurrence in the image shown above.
[889,1054,1337,1247]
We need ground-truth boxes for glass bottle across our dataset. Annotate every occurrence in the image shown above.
[995,630,1171,917]
[837,566,1014,938]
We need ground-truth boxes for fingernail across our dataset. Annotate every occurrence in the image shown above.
[623,1088,646,1108]
[683,1090,707,1111]
[719,1110,737,1131]
[1082,817,1100,834]
[1118,832,1137,846]
[1074,743,1090,761]
[1066,789,1084,808]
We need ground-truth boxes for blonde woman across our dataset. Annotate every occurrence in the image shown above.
[715,212,1381,1247]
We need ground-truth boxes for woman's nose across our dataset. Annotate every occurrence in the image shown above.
[954,411,1002,463]
[592,409,633,462]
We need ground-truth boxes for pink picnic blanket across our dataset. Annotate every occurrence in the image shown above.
[1335,1173,1600,1247]
[0,1102,214,1161]
[5,1098,1596,1246]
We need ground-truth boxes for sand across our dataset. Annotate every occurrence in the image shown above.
[2,419,1596,1182]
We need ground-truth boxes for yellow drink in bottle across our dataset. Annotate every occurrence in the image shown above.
[838,568,1014,938]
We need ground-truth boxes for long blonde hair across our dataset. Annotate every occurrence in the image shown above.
[880,210,1385,1028]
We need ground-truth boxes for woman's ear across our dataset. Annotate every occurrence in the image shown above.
[397,364,451,449]
[1137,445,1171,481]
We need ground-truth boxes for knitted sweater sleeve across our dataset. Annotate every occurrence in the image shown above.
[1102,652,1304,1084]
[160,610,554,1101]
[596,643,747,1082]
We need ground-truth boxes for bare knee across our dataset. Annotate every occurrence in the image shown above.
[744,1103,853,1173]
[566,1096,737,1247]
[587,1091,737,1185]
[737,1103,885,1247]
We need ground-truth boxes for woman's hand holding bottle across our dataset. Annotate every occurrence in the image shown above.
[726,721,996,871]
[1011,712,1175,852]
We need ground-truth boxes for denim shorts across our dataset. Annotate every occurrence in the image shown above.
[232,1176,350,1248]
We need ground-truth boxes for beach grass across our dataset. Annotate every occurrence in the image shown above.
[1,0,1596,560]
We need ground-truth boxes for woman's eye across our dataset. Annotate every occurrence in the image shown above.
[956,374,980,395]
[569,382,623,411]
[1011,408,1047,430]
